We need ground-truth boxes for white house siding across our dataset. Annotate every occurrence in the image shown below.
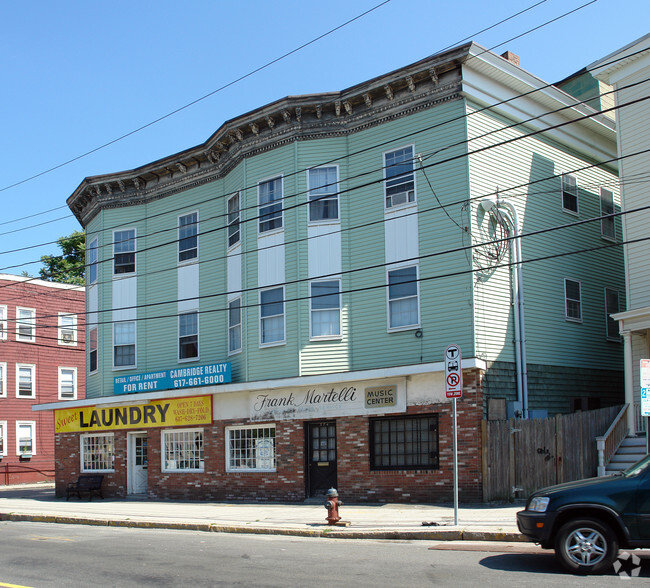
[614,66,650,310]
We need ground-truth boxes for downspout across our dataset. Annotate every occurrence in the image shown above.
[480,198,529,418]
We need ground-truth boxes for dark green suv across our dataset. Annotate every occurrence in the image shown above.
[517,454,650,574]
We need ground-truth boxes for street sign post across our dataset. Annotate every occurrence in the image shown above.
[641,360,650,454]
[445,344,462,525]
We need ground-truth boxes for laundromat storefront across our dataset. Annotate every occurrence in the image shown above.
[52,369,484,503]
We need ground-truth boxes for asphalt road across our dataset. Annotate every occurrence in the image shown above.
[0,521,647,587]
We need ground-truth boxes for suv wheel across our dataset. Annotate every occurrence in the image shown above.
[554,517,618,574]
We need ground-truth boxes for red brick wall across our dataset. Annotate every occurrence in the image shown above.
[55,369,484,503]
[0,277,85,485]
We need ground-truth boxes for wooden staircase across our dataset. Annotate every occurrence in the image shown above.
[605,435,648,475]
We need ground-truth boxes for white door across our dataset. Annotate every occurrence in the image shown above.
[128,433,148,495]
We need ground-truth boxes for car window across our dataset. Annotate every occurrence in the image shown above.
[624,454,650,477]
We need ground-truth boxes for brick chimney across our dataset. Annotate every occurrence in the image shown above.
[500,51,521,67]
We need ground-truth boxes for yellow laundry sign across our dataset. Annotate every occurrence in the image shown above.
[55,395,212,433]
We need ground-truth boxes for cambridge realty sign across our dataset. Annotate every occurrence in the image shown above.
[114,362,231,395]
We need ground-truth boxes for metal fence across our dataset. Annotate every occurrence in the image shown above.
[482,405,622,502]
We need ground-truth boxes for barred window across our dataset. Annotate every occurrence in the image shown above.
[81,434,114,472]
[226,425,276,472]
[162,429,204,472]
[370,415,439,470]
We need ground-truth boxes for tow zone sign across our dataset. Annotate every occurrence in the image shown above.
[445,344,462,399]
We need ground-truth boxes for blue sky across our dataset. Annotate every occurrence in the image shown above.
[1,0,647,276]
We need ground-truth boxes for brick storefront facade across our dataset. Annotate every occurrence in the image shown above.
[53,368,484,503]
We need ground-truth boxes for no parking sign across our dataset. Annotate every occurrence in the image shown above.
[445,344,462,399]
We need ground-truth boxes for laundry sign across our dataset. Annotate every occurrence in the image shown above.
[54,395,212,433]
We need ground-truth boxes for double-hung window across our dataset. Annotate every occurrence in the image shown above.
[58,313,77,345]
[600,188,616,240]
[179,311,199,360]
[227,193,241,247]
[310,280,341,338]
[260,287,284,345]
[228,298,242,354]
[81,433,114,472]
[162,429,204,472]
[258,177,283,233]
[226,425,276,472]
[561,174,578,214]
[605,288,620,341]
[0,305,6,340]
[388,266,419,330]
[384,146,416,208]
[370,414,439,470]
[114,229,136,274]
[308,166,339,222]
[0,363,6,398]
[59,367,77,400]
[114,321,136,368]
[16,422,35,457]
[89,327,98,373]
[16,364,35,398]
[88,237,98,284]
[565,278,582,322]
[16,307,35,342]
[179,212,198,262]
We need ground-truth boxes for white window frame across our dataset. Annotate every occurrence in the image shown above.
[178,211,199,263]
[0,305,7,340]
[161,428,204,473]
[605,288,621,341]
[384,145,416,209]
[258,176,283,234]
[16,421,36,457]
[178,311,199,361]
[113,228,136,275]
[259,286,285,347]
[226,424,276,473]
[227,193,241,248]
[89,326,98,374]
[58,367,77,400]
[228,298,242,355]
[387,265,420,331]
[0,362,5,398]
[600,188,616,241]
[561,174,579,215]
[564,278,582,322]
[16,306,36,342]
[58,313,77,346]
[308,166,339,223]
[113,321,136,369]
[0,421,6,457]
[88,236,98,285]
[81,433,115,472]
[16,363,35,398]
[310,279,342,339]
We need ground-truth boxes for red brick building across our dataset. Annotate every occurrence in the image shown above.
[0,274,84,485]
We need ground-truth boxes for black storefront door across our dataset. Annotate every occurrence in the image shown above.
[306,421,337,497]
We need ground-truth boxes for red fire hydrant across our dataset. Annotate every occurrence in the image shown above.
[324,487,342,525]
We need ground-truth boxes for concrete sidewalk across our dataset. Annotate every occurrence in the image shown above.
[0,483,527,542]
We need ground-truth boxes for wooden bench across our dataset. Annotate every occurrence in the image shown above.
[66,474,104,501]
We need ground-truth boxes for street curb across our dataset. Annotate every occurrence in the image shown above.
[0,512,527,542]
